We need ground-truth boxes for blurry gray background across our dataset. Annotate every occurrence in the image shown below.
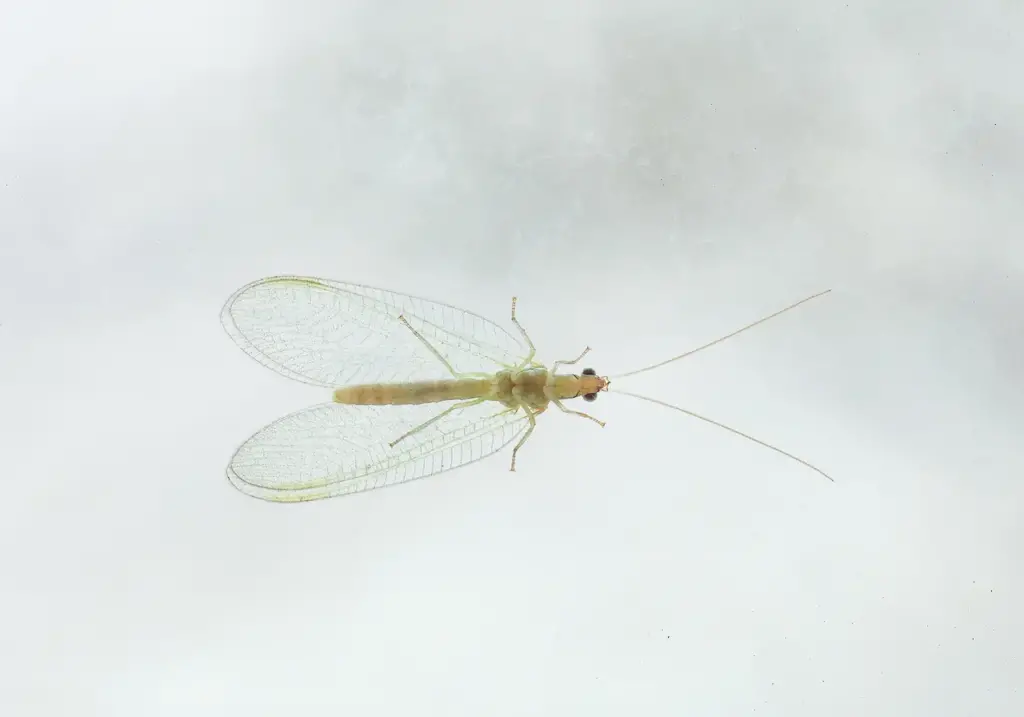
[2,0,1021,714]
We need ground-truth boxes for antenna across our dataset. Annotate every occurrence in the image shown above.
[610,289,831,380]
[606,289,834,481]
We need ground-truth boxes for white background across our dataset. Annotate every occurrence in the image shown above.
[2,1,1021,714]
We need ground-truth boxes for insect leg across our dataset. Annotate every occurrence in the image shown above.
[551,398,606,428]
[545,346,592,393]
[549,346,590,374]
[509,297,543,370]
[388,397,487,448]
[396,315,489,379]
[509,405,545,472]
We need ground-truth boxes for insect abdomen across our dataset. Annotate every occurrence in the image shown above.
[333,379,491,405]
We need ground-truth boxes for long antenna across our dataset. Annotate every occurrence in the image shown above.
[609,389,834,482]
[610,289,831,380]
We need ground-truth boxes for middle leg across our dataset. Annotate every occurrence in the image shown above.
[509,296,544,371]
[508,405,545,472]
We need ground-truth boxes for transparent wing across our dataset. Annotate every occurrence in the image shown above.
[227,400,530,502]
[220,276,532,387]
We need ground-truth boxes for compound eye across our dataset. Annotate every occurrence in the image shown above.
[582,368,597,376]
[583,393,597,402]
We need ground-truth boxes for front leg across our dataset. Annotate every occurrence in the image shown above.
[544,346,592,397]
[551,398,605,428]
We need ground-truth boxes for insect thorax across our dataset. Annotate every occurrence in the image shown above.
[490,367,551,410]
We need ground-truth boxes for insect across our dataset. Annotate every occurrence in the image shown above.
[221,276,832,502]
